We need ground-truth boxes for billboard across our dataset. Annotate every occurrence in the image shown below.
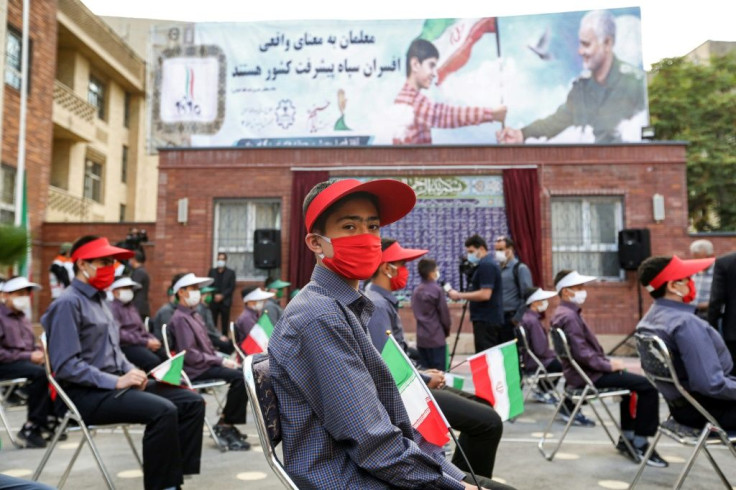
[149,7,647,149]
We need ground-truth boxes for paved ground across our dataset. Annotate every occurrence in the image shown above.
[2,356,734,489]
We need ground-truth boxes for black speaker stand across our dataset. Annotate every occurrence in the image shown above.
[607,279,644,356]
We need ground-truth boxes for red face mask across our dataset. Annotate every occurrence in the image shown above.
[318,234,382,280]
[84,263,116,291]
[682,278,696,304]
[389,265,409,291]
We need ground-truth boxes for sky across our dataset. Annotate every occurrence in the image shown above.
[81,0,734,69]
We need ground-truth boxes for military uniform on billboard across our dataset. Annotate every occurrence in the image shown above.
[522,57,646,143]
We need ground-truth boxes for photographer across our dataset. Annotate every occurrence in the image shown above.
[448,234,504,353]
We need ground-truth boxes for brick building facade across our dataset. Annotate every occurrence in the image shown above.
[2,0,56,290]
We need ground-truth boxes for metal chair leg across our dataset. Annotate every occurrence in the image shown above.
[701,444,733,489]
[538,388,587,461]
[673,427,710,490]
[58,437,87,489]
[0,404,20,447]
[78,425,116,490]
[122,426,142,468]
[33,411,72,481]
[205,416,227,453]
[629,428,662,488]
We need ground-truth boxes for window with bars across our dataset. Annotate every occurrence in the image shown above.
[88,75,106,120]
[83,159,103,203]
[213,199,281,280]
[123,92,131,128]
[0,164,16,224]
[551,196,624,279]
[5,27,31,92]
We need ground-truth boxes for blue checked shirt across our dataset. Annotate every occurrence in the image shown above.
[269,265,466,489]
[693,264,714,306]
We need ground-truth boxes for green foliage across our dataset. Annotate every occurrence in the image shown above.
[0,225,28,265]
[648,52,736,231]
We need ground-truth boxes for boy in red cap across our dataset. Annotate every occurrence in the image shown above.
[637,255,736,430]
[269,179,481,489]
[42,236,205,490]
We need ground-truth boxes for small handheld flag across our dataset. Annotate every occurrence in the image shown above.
[150,351,186,386]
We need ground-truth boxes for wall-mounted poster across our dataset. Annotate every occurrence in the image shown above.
[150,7,646,149]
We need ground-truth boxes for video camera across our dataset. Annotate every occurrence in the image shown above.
[123,229,148,249]
[457,254,477,292]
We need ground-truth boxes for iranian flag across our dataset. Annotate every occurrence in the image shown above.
[468,340,524,421]
[419,17,498,86]
[444,373,475,395]
[382,336,450,447]
[241,313,274,355]
[150,351,186,386]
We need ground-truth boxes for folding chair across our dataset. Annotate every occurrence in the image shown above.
[538,328,638,462]
[0,377,28,447]
[161,324,228,451]
[515,325,563,402]
[230,321,246,360]
[243,353,299,489]
[32,333,142,489]
[630,333,736,489]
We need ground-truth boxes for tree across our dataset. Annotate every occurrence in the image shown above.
[0,225,28,266]
[648,53,736,231]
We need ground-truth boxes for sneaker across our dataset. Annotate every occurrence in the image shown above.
[635,443,669,468]
[531,391,549,403]
[559,412,596,427]
[214,424,251,451]
[615,437,641,462]
[17,424,47,449]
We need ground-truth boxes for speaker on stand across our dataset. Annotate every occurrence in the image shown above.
[254,229,281,269]
[608,228,651,355]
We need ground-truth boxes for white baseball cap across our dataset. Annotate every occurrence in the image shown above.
[172,273,214,294]
[109,277,141,291]
[243,288,275,303]
[525,288,557,305]
[555,271,597,292]
[2,277,41,293]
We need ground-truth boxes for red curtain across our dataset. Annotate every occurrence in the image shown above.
[288,170,329,289]
[502,169,542,286]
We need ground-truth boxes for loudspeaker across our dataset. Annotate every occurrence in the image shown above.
[254,229,281,269]
[618,228,651,271]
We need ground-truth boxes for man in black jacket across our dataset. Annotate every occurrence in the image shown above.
[208,252,236,335]
[708,251,736,368]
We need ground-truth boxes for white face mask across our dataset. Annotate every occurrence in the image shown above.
[216,260,226,268]
[434,270,441,282]
[571,290,587,305]
[494,250,507,264]
[185,290,201,307]
[253,300,265,312]
[11,295,30,312]
[537,299,549,313]
[117,289,135,304]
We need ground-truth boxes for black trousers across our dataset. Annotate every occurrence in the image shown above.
[66,381,205,490]
[0,360,52,426]
[193,365,246,424]
[208,334,235,355]
[432,386,503,479]
[594,371,659,437]
[472,321,503,353]
[120,345,167,372]
[210,302,232,336]
[418,346,446,371]
[669,393,736,431]
[501,311,518,344]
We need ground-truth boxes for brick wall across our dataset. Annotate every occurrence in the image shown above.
[3,0,57,297]
[149,143,736,336]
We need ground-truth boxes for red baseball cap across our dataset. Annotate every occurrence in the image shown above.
[71,237,134,262]
[382,242,428,263]
[304,179,416,232]
[644,255,715,292]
